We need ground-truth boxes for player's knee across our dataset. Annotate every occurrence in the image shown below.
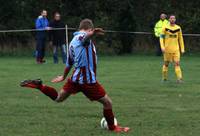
[55,95,64,103]
[175,61,180,66]
[103,97,112,109]
[55,98,63,103]
[164,62,169,67]
[107,98,112,107]
[164,64,168,67]
[55,99,63,103]
[98,95,113,109]
[55,90,70,103]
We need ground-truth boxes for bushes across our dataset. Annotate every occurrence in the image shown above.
[0,0,200,55]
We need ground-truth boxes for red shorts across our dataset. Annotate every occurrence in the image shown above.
[63,78,106,101]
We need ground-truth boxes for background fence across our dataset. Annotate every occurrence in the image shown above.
[1,1,200,56]
[0,27,199,56]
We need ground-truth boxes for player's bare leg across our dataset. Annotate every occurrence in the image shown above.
[162,61,169,81]
[55,89,71,102]
[20,79,71,102]
[98,94,130,133]
[174,61,183,83]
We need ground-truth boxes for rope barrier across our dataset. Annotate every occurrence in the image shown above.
[0,27,199,37]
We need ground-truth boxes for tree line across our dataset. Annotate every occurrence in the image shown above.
[0,0,200,55]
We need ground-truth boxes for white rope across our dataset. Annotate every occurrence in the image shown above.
[182,34,200,37]
[0,27,199,37]
[105,30,152,35]
[0,27,76,33]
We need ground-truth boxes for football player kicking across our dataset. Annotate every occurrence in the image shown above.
[20,19,130,133]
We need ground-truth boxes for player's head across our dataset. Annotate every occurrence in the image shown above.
[41,10,47,17]
[169,15,176,25]
[79,19,94,31]
[160,13,167,20]
[54,12,61,21]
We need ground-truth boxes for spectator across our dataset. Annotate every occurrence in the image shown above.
[49,12,67,64]
[154,13,169,56]
[35,9,50,64]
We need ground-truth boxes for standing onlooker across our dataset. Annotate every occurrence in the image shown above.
[35,9,49,64]
[154,13,169,56]
[49,12,67,64]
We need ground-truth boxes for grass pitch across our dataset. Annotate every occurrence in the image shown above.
[0,55,200,136]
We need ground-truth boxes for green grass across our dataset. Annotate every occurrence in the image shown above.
[0,55,200,136]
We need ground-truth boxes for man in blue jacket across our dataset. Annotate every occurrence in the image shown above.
[35,10,50,64]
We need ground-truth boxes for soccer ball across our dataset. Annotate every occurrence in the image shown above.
[100,117,118,129]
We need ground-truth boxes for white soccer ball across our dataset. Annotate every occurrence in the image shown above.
[100,117,118,129]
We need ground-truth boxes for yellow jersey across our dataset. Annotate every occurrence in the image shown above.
[160,24,185,53]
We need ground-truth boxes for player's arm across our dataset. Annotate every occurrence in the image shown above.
[63,65,72,79]
[51,66,72,83]
[94,28,105,35]
[80,28,105,43]
[51,55,73,83]
[160,27,165,53]
[87,28,105,37]
[178,27,185,53]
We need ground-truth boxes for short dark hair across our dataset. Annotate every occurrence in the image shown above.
[54,12,60,16]
[79,19,94,30]
[41,9,47,13]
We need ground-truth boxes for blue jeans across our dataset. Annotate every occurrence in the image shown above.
[53,44,67,64]
[36,37,46,61]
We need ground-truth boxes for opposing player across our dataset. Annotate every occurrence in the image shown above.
[20,19,130,133]
[160,15,185,83]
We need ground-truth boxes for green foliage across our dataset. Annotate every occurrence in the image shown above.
[0,0,200,54]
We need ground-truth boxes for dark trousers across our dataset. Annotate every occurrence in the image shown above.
[53,44,67,64]
[36,37,46,61]
[155,38,162,56]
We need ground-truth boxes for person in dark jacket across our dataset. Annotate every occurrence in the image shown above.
[35,9,50,64]
[49,12,67,64]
